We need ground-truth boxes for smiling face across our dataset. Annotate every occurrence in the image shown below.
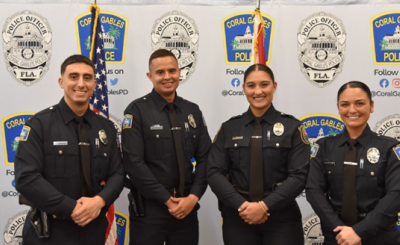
[243,69,277,117]
[338,87,374,137]
[58,62,96,113]
[147,56,181,103]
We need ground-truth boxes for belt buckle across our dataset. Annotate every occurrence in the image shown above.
[173,188,177,198]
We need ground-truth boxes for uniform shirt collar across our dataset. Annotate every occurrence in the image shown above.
[243,104,277,126]
[337,124,372,149]
[59,97,94,126]
[151,88,184,112]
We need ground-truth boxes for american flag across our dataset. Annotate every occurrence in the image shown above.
[251,5,266,64]
[88,4,117,245]
[89,3,109,118]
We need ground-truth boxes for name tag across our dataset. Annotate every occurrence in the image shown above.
[53,141,68,146]
[232,136,243,140]
[150,124,163,130]
[344,161,357,166]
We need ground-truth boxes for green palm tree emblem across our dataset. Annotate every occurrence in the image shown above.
[326,128,339,136]
[380,39,389,50]
[85,36,91,50]
[11,138,19,151]
[231,39,240,50]
[107,26,121,50]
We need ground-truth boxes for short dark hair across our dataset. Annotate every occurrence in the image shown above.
[243,64,275,83]
[148,49,178,68]
[60,54,95,75]
[337,81,372,102]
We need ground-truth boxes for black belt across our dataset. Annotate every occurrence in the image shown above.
[166,185,192,198]
[338,212,397,230]
[235,188,272,201]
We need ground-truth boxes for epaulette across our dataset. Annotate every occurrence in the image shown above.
[280,112,299,121]
[228,114,243,121]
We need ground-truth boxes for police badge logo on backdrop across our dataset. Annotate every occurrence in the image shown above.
[302,213,324,245]
[371,11,400,65]
[374,114,400,140]
[297,12,346,88]
[1,113,35,165]
[150,11,199,84]
[222,12,274,65]
[3,210,29,245]
[75,11,128,64]
[2,10,52,86]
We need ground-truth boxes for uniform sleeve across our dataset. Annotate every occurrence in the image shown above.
[207,125,246,210]
[352,143,400,239]
[97,130,124,209]
[15,120,76,219]
[306,142,345,231]
[122,104,171,204]
[263,124,310,211]
[189,109,211,199]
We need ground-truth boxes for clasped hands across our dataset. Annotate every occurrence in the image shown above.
[165,194,199,220]
[238,201,270,225]
[71,195,106,227]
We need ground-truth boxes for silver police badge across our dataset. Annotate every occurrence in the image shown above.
[188,114,196,128]
[273,122,284,136]
[297,12,346,88]
[302,213,324,244]
[150,11,199,84]
[99,129,108,145]
[373,114,400,141]
[367,147,380,164]
[2,10,52,86]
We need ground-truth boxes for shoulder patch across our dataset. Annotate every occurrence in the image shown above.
[311,143,319,158]
[228,114,242,121]
[393,144,400,160]
[202,113,207,127]
[213,125,222,143]
[19,125,31,141]
[298,124,310,145]
[122,114,133,129]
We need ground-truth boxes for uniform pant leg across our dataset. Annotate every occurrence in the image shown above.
[165,203,200,245]
[261,202,304,245]
[129,200,170,245]
[221,204,262,245]
[361,226,400,245]
[22,212,80,245]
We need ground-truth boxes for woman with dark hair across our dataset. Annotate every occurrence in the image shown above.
[306,81,400,245]
[208,64,310,245]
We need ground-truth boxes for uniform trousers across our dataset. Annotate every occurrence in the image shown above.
[22,209,108,245]
[221,202,304,245]
[129,199,199,245]
[321,222,400,245]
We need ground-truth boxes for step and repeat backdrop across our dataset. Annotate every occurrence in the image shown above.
[1,0,399,244]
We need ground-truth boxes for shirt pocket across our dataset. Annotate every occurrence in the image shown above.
[184,130,198,159]
[357,160,383,200]
[324,161,342,199]
[144,130,173,160]
[44,142,79,179]
[93,148,112,182]
[224,137,250,168]
[263,136,291,172]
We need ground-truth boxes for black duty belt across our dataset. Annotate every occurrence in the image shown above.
[338,212,397,230]
[166,185,192,198]
[234,182,282,201]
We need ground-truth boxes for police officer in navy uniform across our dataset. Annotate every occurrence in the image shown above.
[122,49,211,245]
[15,54,124,245]
[306,81,400,245]
[208,64,309,245]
